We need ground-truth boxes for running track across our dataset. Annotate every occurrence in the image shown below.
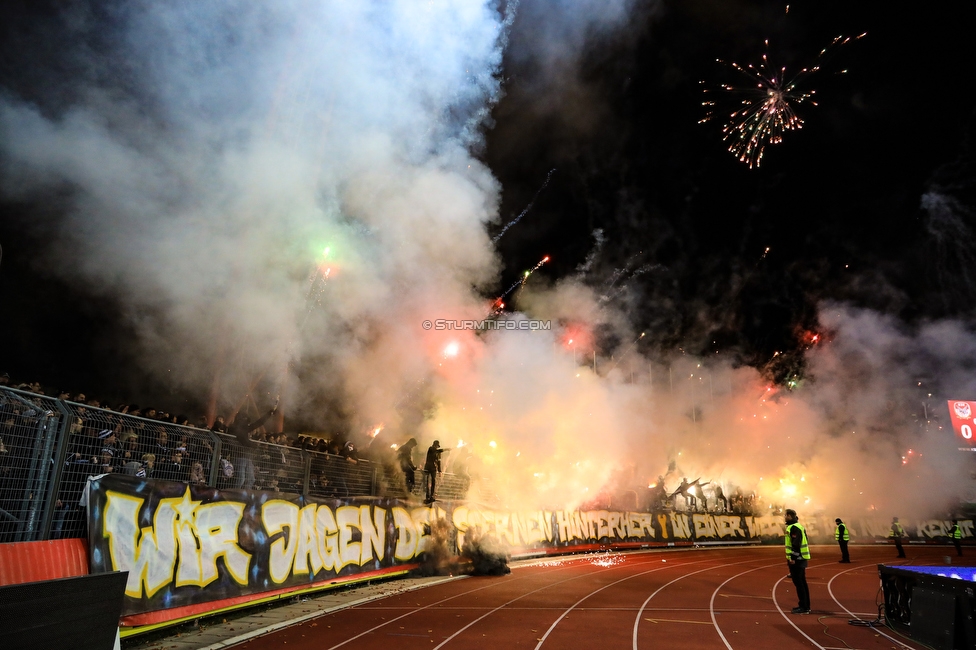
[236,545,967,649]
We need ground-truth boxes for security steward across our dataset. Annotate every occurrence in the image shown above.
[889,517,907,558]
[950,520,964,557]
[785,509,811,614]
[835,517,851,563]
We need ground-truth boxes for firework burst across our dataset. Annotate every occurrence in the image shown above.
[701,33,865,168]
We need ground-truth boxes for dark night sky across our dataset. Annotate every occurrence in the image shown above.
[1,0,975,413]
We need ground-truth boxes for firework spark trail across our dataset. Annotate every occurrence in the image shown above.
[701,33,865,168]
[298,247,333,331]
[494,255,550,310]
[491,168,556,243]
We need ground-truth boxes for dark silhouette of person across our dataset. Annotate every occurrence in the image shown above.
[785,508,811,614]
[889,517,907,558]
[423,440,444,504]
[950,520,964,557]
[672,477,696,511]
[834,518,850,563]
[713,485,728,513]
[228,404,277,490]
[397,438,419,495]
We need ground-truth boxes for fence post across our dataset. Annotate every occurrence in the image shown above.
[19,412,59,542]
[39,401,77,540]
[207,431,222,488]
[301,451,311,496]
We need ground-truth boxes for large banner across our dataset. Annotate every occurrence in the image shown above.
[88,475,434,616]
[87,475,973,617]
[947,400,976,450]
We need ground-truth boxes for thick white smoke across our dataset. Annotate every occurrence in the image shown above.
[0,0,508,421]
[0,1,971,518]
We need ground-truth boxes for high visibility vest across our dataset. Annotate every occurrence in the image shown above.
[786,523,811,560]
[889,523,905,538]
[835,524,849,541]
[952,525,962,540]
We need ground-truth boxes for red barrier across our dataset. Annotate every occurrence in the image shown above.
[0,538,90,586]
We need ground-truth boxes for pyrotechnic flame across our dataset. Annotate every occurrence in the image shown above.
[443,341,460,357]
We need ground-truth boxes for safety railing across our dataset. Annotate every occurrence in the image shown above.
[0,386,480,543]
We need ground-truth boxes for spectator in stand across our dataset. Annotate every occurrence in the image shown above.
[228,403,278,490]
[158,449,184,482]
[211,416,228,434]
[97,448,116,474]
[188,461,207,485]
[397,438,419,496]
[155,430,171,459]
[141,453,156,479]
[336,441,359,496]
[95,429,119,461]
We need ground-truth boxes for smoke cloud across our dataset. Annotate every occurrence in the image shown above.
[0,1,972,521]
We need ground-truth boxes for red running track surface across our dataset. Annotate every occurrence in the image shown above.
[235,544,968,649]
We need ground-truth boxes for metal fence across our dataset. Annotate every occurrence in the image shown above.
[0,386,483,543]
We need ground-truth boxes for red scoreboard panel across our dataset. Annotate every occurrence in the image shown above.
[947,400,976,450]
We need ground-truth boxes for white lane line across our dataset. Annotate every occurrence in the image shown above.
[709,562,783,650]
[771,570,827,650]
[631,556,769,650]
[533,555,717,650]
[433,559,672,650]
[826,565,915,650]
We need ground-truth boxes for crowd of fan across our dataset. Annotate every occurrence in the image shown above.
[1,373,471,540]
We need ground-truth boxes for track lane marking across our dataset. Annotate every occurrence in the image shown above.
[631,556,773,650]
[771,569,829,650]
[826,564,916,650]
[708,561,784,650]
[436,553,713,650]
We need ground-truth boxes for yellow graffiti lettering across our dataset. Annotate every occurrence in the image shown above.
[263,500,300,584]
[692,514,716,538]
[671,514,691,539]
[393,507,420,560]
[104,491,177,599]
[360,505,386,565]
[293,504,322,576]
[629,513,655,539]
[194,501,249,585]
[315,505,340,571]
[337,506,362,569]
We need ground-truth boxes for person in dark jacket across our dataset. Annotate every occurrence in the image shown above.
[423,440,445,504]
[228,403,277,490]
[397,438,419,495]
[950,520,964,557]
[834,518,851,563]
[785,508,811,614]
[889,517,907,558]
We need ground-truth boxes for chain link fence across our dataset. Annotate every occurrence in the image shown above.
[0,386,489,543]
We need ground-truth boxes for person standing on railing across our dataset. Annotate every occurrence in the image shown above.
[423,440,445,505]
[397,438,419,496]
[228,403,277,490]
